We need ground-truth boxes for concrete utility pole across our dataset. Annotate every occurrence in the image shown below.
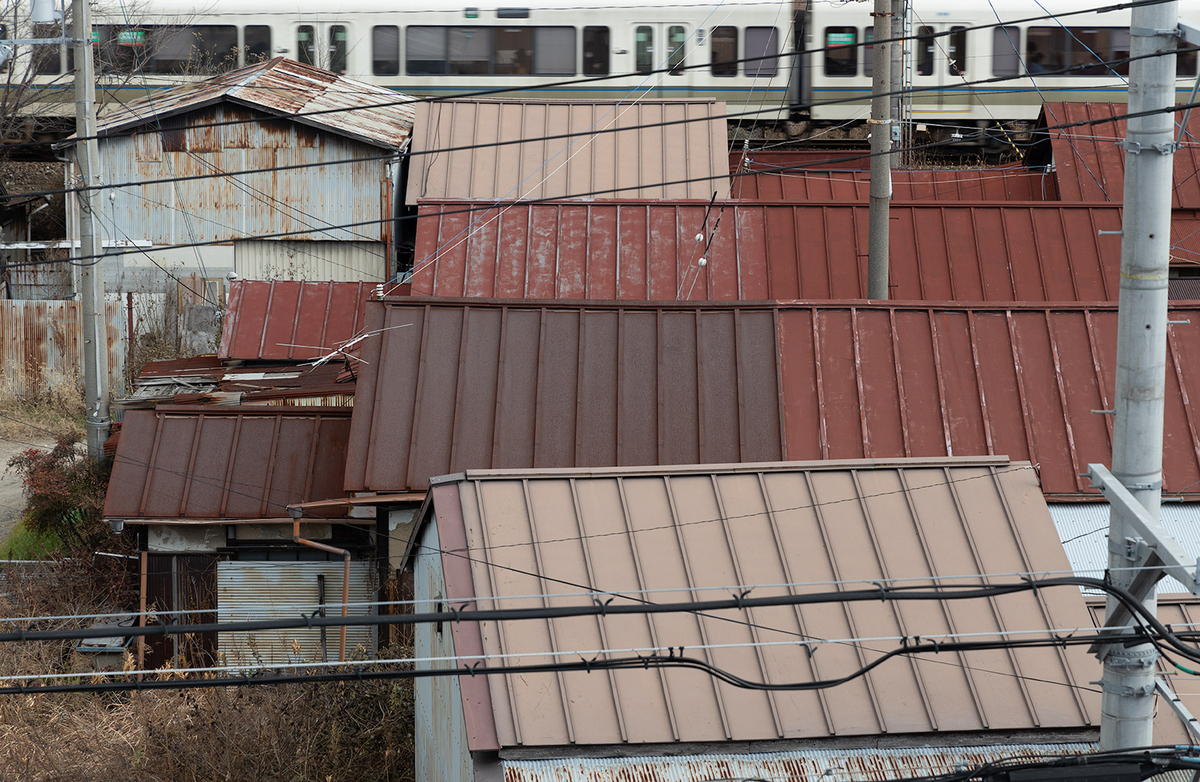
[889,0,904,170]
[72,0,110,458]
[866,0,891,299]
[1097,0,1179,751]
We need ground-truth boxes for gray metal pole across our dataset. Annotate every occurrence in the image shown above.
[867,0,891,300]
[889,0,904,170]
[1100,0,1178,751]
[73,0,109,459]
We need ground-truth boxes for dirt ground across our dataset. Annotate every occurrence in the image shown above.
[0,437,49,545]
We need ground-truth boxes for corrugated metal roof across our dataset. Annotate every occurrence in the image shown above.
[343,299,1200,497]
[219,280,374,361]
[105,405,352,520]
[425,458,1098,748]
[90,58,414,150]
[408,201,1122,301]
[1050,503,1200,594]
[731,167,1059,202]
[406,100,730,202]
[1040,102,1200,208]
[503,744,1097,781]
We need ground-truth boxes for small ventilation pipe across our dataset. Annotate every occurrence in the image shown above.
[288,505,350,661]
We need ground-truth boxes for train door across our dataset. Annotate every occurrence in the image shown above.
[295,22,350,74]
[630,23,691,96]
[910,22,974,120]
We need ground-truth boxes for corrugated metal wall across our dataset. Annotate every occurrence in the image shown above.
[0,299,124,398]
[99,105,390,244]
[144,554,218,670]
[217,560,376,667]
[234,240,388,282]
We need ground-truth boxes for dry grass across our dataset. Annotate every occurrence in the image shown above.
[0,383,84,445]
[0,561,416,782]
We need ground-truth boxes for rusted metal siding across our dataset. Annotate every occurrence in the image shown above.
[100,104,392,245]
[731,167,1059,201]
[408,201,1121,301]
[233,240,388,282]
[407,100,730,202]
[144,553,218,670]
[0,299,124,399]
[217,560,374,667]
[344,299,1200,498]
[1042,102,1200,207]
[105,406,352,520]
[426,460,1097,748]
[219,280,374,361]
[503,744,1097,781]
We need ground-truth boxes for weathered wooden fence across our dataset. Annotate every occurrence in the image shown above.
[0,300,124,399]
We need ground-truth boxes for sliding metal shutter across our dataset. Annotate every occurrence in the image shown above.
[217,560,376,667]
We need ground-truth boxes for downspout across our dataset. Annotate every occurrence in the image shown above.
[288,507,350,661]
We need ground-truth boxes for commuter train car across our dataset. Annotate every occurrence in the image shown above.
[4,0,1200,136]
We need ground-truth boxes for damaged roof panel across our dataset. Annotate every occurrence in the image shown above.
[219,280,374,361]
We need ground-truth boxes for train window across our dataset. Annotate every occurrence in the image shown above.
[0,26,8,72]
[992,26,1019,76]
[711,26,737,76]
[329,25,348,74]
[948,26,966,76]
[583,26,609,75]
[535,27,575,75]
[1179,40,1197,77]
[450,28,491,74]
[373,26,400,75]
[745,26,778,77]
[153,26,238,73]
[863,26,874,77]
[497,8,530,18]
[916,26,934,76]
[1068,28,1113,75]
[407,27,447,74]
[668,26,686,74]
[33,23,61,75]
[245,26,271,65]
[1025,28,1064,74]
[297,25,317,66]
[823,27,856,77]
[494,27,532,74]
[95,27,149,74]
[635,26,653,74]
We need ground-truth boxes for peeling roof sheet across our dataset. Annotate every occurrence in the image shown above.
[731,166,1059,202]
[425,459,1098,748]
[219,280,374,361]
[1039,102,1200,208]
[116,355,355,408]
[105,406,352,520]
[91,58,415,150]
[406,100,730,202]
[409,201,1122,301]
[344,299,1200,497]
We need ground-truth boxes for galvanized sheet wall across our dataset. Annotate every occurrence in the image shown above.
[233,240,388,282]
[0,299,124,398]
[100,105,390,244]
[217,560,375,667]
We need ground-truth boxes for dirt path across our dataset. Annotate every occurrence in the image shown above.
[0,438,49,544]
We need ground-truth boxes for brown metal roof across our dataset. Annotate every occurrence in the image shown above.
[219,280,374,361]
[1040,102,1200,208]
[406,100,730,203]
[343,299,1200,498]
[731,166,1059,202]
[408,201,1121,301]
[89,58,415,150]
[105,406,352,520]
[424,458,1098,748]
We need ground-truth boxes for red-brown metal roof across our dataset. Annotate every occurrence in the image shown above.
[105,406,351,520]
[409,201,1121,301]
[731,150,872,171]
[219,280,374,361]
[731,167,1059,202]
[1041,102,1200,208]
[424,458,1098,748]
[344,299,1200,498]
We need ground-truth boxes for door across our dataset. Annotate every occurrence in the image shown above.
[295,23,350,74]
[631,23,691,95]
[909,22,975,119]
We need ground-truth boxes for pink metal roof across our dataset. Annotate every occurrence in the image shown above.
[219,280,374,361]
[105,406,351,520]
[409,201,1122,301]
[731,166,1059,202]
[425,458,1098,748]
[344,299,1200,498]
[1041,102,1200,208]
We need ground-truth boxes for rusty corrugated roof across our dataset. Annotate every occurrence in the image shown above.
[90,58,414,150]
[731,166,1059,202]
[408,201,1122,301]
[423,458,1098,748]
[105,405,351,520]
[1040,102,1200,208]
[219,280,374,361]
[343,299,1200,497]
[406,100,730,202]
